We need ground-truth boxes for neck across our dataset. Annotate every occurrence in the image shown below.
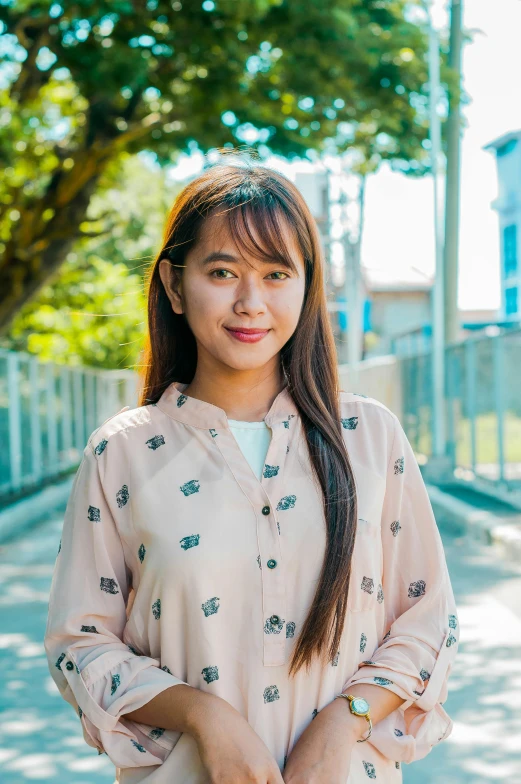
[183,360,285,422]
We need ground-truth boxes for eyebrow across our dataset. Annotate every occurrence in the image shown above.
[200,252,240,266]
[199,251,293,268]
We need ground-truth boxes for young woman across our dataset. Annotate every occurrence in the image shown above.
[44,160,459,784]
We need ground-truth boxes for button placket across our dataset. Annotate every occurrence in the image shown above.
[258,494,287,666]
[260,419,292,541]
[258,421,290,667]
[212,416,290,667]
[259,422,287,667]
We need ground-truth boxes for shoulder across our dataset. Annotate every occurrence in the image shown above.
[86,403,160,456]
[338,392,402,477]
[339,390,398,429]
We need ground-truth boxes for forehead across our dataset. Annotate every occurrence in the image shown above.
[192,206,304,266]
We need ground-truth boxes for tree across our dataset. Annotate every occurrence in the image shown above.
[0,0,445,331]
[4,152,181,367]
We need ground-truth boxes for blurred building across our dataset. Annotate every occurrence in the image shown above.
[362,265,501,357]
[389,308,503,357]
[362,266,433,357]
[293,170,336,301]
[294,170,330,249]
[484,129,521,324]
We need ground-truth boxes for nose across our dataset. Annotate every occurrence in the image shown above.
[233,275,267,317]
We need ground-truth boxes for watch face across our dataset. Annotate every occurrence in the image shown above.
[351,697,370,715]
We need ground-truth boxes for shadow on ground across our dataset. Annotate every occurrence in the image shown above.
[404,535,521,783]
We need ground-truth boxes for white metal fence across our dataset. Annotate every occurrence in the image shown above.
[398,325,521,507]
[0,349,139,502]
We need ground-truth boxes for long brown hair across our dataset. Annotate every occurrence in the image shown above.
[140,155,358,677]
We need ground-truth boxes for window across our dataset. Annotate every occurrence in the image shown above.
[503,224,518,277]
[505,286,518,316]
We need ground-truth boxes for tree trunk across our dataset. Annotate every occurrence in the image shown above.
[0,138,121,333]
[0,177,101,334]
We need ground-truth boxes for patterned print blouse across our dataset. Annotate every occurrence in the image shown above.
[44,381,459,783]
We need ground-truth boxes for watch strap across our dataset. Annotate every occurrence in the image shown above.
[335,693,373,743]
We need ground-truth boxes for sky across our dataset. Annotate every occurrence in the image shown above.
[168,0,521,312]
[360,0,521,312]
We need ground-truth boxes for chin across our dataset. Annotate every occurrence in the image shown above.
[218,351,279,372]
[224,360,274,372]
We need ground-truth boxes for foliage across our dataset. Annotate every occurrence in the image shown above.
[0,0,452,331]
[7,253,146,368]
[3,153,181,367]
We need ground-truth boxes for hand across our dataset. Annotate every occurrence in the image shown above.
[282,699,360,784]
[191,695,285,784]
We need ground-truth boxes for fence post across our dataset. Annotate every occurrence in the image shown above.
[465,339,477,475]
[7,352,22,492]
[73,368,85,455]
[493,334,505,485]
[29,356,42,485]
[85,371,96,438]
[125,374,138,409]
[445,347,457,472]
[60,367,73,467]
[45,363,58,477]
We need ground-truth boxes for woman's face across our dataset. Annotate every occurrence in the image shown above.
[159,209,306,374]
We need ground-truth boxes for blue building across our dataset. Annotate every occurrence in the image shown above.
[484,129,521,323]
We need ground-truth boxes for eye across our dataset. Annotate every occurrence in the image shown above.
[210,268,289,280]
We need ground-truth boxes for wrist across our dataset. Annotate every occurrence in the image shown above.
[327,695,368,742]
[185,690,224,737]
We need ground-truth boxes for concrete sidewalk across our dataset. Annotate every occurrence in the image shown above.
[0,477,74,545]
[428,483,521,563]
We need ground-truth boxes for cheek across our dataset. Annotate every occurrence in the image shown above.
[184,280,229,322]
[273,285,305,327]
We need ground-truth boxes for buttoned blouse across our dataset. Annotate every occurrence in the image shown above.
[44,381,459,784]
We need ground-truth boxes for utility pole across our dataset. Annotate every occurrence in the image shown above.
[427,2,447,467]
[444,0,464,345]
[337,162,366,385]
[343,176,366,374]
[423,0,463,480]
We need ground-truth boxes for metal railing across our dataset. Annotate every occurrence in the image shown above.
[0,349,139,502]
[398,325,521,507]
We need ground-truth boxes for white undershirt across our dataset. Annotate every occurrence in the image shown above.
[227,419,272,481]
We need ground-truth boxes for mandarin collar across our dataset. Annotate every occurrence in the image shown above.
[156,380,299,429]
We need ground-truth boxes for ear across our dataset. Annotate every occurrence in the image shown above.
[159,258,184,315]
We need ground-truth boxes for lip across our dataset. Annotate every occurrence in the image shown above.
[224,327,270,343]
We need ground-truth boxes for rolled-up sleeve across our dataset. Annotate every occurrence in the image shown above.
[341,410,459,763]
[44,439,189,769]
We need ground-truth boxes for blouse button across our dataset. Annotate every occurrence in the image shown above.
[267,559,277,569]
[262,505,270,516]
[270,614,280,625]
[65,661,74,671]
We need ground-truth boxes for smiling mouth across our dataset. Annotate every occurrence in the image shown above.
[225,327,269,334]
[224,327,270,342]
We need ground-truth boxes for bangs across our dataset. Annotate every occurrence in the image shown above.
[215,195,302,274]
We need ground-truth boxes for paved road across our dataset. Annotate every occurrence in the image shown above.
[404,524,521,784]
[1,514,520,783]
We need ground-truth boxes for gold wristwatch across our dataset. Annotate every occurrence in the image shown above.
[335,693,372,742]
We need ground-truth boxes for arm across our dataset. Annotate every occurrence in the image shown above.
[339,411,459,762]
[124,682,218,733]
[324,683,406,741]
[44,439,192,768]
